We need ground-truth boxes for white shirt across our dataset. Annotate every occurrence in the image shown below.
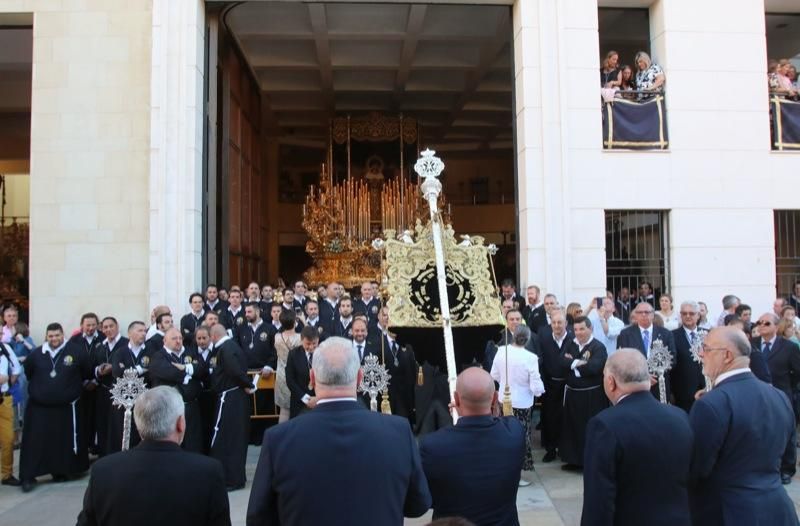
[317,397,357,405]
[714,367,751,386]
[0,344,21,393]
[146,323,159,340]
[42,342,67,357]
[588,310,624,355]
[638,325,654,356]
[104,334,122,349]
[490,344,545,408]
[571,336,596,378]
[655,311,680,331]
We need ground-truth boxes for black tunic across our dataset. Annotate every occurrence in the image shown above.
[209,338,252,487]
[107,344,152,454]
[70,332,102,454]
[560,339,609,466]
[21,343,92,480]
[92,336,128,457]
[179,312,206,349]
[148,347,205,453]
[197,345,218,454]
[539,332,571,453]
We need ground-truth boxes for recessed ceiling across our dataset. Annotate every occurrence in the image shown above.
[225,2,513,152]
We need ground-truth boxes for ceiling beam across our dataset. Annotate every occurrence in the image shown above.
[392,4,427,111]
[308,4,335,122]
[433,10,511,144]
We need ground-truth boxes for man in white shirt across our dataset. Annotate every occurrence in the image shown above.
[586,297,624,354]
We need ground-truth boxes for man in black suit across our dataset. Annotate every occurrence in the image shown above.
[521,285,545,328]
[221,289,246,336]
[319,282,340,334]
[331,297,355,339]
[582,349,693,526]
[751,312,800,483]
[93,317,128,457]
[670,300,707,412]
[76,386,230,526]
[246,336,431,525]
[352,281,381,327]
[291,280,308,313]
[560,316,608,468]
[539,308,570,463]
[499,278,524,311]
[531,294,558,334]
[70,313,103,456]
[303,300,327,341]
[285,326,319,419]
[420,367,523,525]
[617,301,676,401]
[180,293,207,349]
[204,284,228,317]
[370,307,415,421]
[208,324,253,490]
[690,327,798,524]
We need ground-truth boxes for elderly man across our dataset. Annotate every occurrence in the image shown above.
[617,301,676,401]
[246,336,431,526]
[539,308,570,463]
[715,294,740,327]
[76,386,230,526]
[670,301,707,412]
[690,327,798,524]
[420,367,524,524]
[582,350,693,526]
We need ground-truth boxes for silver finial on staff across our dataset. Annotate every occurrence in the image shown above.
[414,148,459,423]
[109,368,148,451]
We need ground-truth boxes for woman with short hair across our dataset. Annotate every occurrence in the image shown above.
[634,51,666,98]
[490,325,545,486]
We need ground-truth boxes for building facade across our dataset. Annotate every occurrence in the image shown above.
[0,0,797,333]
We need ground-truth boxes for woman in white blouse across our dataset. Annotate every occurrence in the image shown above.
[655,293,680,331]
[490,325,545,485]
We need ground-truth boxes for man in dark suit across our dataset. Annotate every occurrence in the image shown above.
[751,312,800,483]
[617,301,676,401]
[538,308,571,462]
[582,349,693,526]
[670,301,707,412]
[76,386,230,526]
[331,297,355,339]
[521,285,545,328]
[285,326,319,419]
[531,294,558,334]
[370,307,416,421]
[352,281,381,328]
[690,327,798,524]
[499,278,524,311]
[420,367,523,525]
[319,282,340,334]
[93,316,128,457]
[246,336,431,526]
[180,293,207,349]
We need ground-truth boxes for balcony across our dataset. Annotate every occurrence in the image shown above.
[602,91,669,151]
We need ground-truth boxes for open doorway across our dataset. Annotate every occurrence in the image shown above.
[0,20,32,321]
[210,2,517,287]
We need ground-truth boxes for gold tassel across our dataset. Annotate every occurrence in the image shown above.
[417,364,424,386]
[502,384,513,416]
[381,388,391,415]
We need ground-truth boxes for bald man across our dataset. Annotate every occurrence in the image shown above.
[148,327,205,453]
[419,367,525,525]
[581,350,692,526]
[689,327,798,525]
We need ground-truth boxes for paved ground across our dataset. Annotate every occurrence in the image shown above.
[2,440,800,525]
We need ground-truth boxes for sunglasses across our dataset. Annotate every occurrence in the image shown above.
[679,312,697,316]
[756,321,773,327]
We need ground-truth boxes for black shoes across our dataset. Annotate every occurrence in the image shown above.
[21,479,36,492]
[51,474,68,483]
[542,450,557,463]
[561,464,583,472]
[1,476,20,486]
[781,473,793,485]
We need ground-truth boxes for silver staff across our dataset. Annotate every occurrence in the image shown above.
[109,368,148,451]
[414,149,458,423]
[647,338,673,404]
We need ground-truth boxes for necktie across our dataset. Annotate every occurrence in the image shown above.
[307,352,313,368]
[642,330,650,354]
[763,341,772,359]
[689,331,697,345]
[357,345,363,361]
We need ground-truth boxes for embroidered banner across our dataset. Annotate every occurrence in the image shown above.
[771,97,800,151]
[603,95,669,150]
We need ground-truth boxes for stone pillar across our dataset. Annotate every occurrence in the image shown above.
[649,0,775,312]
[21,1,153,333]
[149,0,206,314]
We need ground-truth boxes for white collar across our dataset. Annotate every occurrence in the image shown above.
[42,342,67,355]
[191,310,204,318]
[762,336,777,346]
[84,332,98,341]
[105,334,122,348]
[316,397,357,405]
[341,317,352,325]
[229,305,241,313]
[307,317,319,325]
[249,319,263,331]
[574,335,594,349]
[553,331,567,346]
[207,299,219,308]
[362,296,373,303]
[353,340,366,348]
[714,368,751,386]
[129,342,145,354]
[294,295,305,302]
[639,325,653,333]
[216,335,231,346]
[327,298,338,307]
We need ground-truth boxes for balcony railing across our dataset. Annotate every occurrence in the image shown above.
[602,91,669,151]
[770,93,800,151]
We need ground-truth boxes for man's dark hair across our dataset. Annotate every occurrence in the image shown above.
[128,320,146,332]
[156,312,172,327]
[189,292,204,303]
[505,308,522,320]
[206,283,218,291]
[101,316,118,326]
[500,278,515,288]
[80,312,99,324]
[724,314,741,326]
[300,325,319,341]
[573,315,592,329]
[46,322,63,333]
[734,304,751,316]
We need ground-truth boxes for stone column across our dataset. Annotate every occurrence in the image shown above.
[149,0,206,314]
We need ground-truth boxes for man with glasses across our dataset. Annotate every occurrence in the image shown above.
[689,327,798,523]
[617,302,676,402]
[751,312,800,484]
[669,301,707,412]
